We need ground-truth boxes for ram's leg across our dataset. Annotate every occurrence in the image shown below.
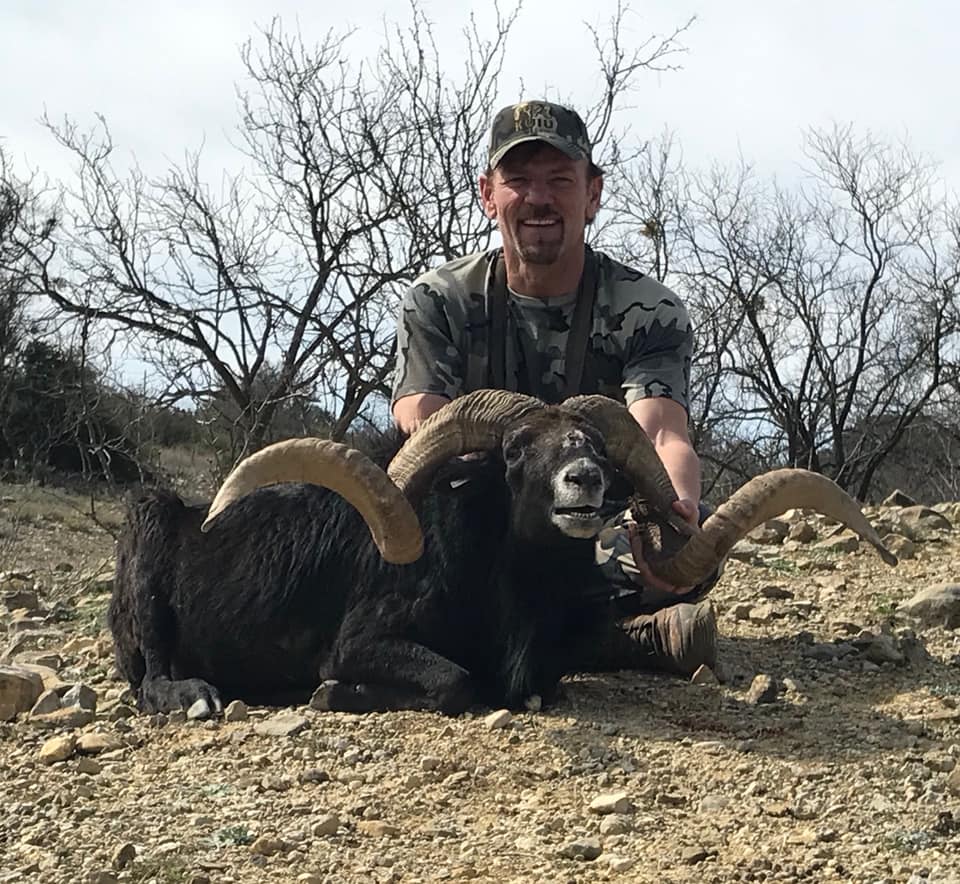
[135,583,223,715]
[319,638,474,715]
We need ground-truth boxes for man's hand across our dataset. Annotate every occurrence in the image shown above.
[626,497,699,595]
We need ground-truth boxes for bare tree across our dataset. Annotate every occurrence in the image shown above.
[16,10,520,465]
[14,4,691,471]
[602,126,960,501]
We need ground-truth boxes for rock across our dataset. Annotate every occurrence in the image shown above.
[946,768,960,796]
[898,584,960,629]
[814,574,848,592]
[749,603,779,622]
[357,820,400,837]
[77,757,103,775]
[745,674,779,705]
[896,629,932,666]
[10,662,64,693]
[699,793,731,813]
[77,732,125,755]
[559,836,603,860]
[253,713,309,737]
[30,706,95,729]
[760,584,795,600]
[3,587,39,612]
[729,603,754,621]
[787,521,817,543]
[88,872,119,884]
[599,814,633,835]
[186,698,212,720]
[0,664,44,721]
[853,633,904,665]
[30,688,61,716]
[605,854,636,872]
[224,699,248,722]
[524,694,542,712]
[748,520,788,545]
[883,489,917,507]
[588,790,632,814]
[61,683,98,712]
[249,835,287,855]
[39,734,77,764]
[61,636,98,655]
[884,534,916,559]
[680,845,709,865]
[896,506,953,540]
[311,814,340,836]
[690,664,719,685]
[816,533,860,555]
[111,843,136,870]
[483,709,513,729]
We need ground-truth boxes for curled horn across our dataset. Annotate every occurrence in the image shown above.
[647,468,898,587]
[387,389,543,498]
[201,439,423,565]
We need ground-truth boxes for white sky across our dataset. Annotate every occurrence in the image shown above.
[2,0,958,194]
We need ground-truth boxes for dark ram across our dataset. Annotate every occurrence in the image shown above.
[109,390,896,715]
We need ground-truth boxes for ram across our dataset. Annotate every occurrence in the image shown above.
[109,390,896,715]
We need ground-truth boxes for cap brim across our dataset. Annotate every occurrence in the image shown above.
[489,134,589,169]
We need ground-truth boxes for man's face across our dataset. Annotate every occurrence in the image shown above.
[479,143,602,267]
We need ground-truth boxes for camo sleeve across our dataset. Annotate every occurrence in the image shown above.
[620,281,693,412]
[392,280,465,404]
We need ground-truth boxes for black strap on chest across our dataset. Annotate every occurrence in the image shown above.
[487,247,599,397]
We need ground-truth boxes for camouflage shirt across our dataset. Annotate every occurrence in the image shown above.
[392,249,692,409]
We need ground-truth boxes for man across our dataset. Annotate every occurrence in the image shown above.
[392,100,717,676]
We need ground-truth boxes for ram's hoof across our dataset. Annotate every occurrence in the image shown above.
[138,677,223,715]
[309,680,341,711]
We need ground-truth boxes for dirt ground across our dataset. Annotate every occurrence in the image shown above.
[1,481,959,884]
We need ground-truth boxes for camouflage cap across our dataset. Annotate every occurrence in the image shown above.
[488,101,593,169]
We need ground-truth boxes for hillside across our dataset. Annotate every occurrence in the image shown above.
[1,483,959,884]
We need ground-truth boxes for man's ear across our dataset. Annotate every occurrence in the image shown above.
[478,173,497,221]
[585,174,603,223]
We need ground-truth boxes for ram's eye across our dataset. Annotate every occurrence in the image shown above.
[502,428,532,465]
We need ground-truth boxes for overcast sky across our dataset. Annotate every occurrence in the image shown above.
[2,0,958,195]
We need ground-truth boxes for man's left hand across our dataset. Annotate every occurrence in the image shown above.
[626,497,699,595]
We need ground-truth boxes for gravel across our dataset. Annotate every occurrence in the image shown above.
[1,496,959,883]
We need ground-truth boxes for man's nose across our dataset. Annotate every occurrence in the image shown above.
[524,179,554,206]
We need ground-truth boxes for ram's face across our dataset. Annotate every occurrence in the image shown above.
[501,413,612,541]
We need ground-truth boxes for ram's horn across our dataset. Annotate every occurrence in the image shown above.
[647,468,897,586]
[202,439,423,565]
[387,389,544,498]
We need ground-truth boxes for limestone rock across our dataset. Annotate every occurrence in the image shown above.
[745,674,779,705]
[816,533,860,555]
[29,688,61,716]
[76,732,125,755]
[883,489,917,507]
[898,584,960,629]
[483,709,513,729]
[39,734,76,765]
[559,836,602,860]
[0,664,44,721]
[253,713,309,737]
[588,790,632,815]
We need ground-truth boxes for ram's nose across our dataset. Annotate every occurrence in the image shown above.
[559,458,605,497]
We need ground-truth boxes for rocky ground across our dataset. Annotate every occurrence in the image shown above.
[1,482,960,884]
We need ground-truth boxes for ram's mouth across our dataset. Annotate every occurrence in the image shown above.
[553,505,601,518]
[551,504,604,538]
